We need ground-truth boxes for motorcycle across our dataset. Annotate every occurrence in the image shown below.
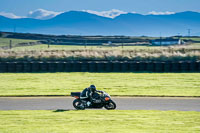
[71,91,116,110]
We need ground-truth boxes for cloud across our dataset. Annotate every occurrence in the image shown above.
[0,9,62,20]
[83,9,128,18]
[131,11,137,14]
[148,11,175,15]
[0,12,22,19]
[27,9,62,20]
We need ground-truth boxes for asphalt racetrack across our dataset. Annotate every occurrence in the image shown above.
[0,97,199,111]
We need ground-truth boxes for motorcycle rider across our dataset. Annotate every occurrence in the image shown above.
[80,85,103,107]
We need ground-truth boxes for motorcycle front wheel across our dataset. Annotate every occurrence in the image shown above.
[104,100,116,110]
[73,99,85,110]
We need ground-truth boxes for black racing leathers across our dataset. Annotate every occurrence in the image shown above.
[80,88,102,101]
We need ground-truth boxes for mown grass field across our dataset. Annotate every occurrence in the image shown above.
[12,44,160,51]
[1,37,200,51]
[8,42,200,51]
[181,37,200,41]
[0,37,158,50]
[0,36,199,51]
[0,110,199,133]
[0,73,199,96]
[1,37,200,62]
[0,38,38,47]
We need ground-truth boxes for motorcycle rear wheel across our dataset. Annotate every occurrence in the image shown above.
[104,100,116,110]
[73,99,85,110]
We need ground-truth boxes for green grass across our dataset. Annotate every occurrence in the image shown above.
[10,43,200,51]
[181,37,200,41]
[0,38,38,47]
[11,44,160,51]
[1,38,200,62]
[0,110,199,133]
[0,37,159,51]
[0,73,200,96]
[1,37,200,51]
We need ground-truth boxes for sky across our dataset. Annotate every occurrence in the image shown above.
[0,0,199,19]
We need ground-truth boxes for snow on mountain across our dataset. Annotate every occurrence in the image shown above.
[27,9,63,20]
[82,9,128,18]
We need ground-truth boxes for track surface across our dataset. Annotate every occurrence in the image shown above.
[0,97,200,111]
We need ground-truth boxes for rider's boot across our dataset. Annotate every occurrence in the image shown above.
[87,101,91,107]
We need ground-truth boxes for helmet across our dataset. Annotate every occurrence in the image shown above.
[89,85,96,92]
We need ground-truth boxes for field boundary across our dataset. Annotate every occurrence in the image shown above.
[0,95,200,98]
[0,61,200,72]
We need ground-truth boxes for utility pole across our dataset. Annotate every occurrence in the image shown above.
[48,40,50,48]
[121,39,124,49]
[85,40,87,49]
[9,40,12,49]
[159,32,162,46]
[187,29,191,38]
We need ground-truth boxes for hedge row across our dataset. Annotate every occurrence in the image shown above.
[0,61,200,73]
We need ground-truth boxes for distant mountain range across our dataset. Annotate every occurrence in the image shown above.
[0,11,200,36]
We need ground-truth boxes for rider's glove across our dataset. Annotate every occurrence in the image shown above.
[98,91,103,93]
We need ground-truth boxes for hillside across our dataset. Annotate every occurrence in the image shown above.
[0,11,200,36]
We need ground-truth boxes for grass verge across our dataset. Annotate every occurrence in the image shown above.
[0,73,200,97]
[1,46,200,61]
[0,110,199,133]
